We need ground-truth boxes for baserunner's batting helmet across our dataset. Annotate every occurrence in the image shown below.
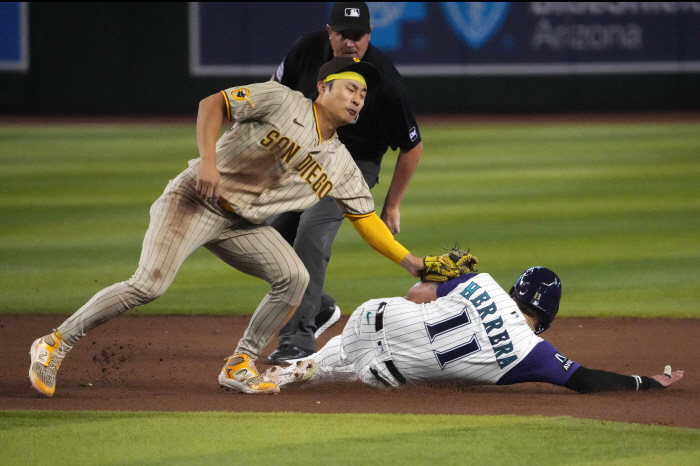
[510,267,562,334]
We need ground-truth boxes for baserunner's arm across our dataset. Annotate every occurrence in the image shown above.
[564,366,683,393]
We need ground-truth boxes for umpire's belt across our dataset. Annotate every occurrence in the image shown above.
[369,302,407,386]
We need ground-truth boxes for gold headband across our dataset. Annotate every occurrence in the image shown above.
[323,71,367,88]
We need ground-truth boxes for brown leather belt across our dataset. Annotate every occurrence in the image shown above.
[217,197,236,213]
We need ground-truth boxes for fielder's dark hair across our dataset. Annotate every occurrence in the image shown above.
[312,81,334,102]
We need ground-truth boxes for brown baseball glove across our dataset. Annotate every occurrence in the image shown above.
[421,245,478,283]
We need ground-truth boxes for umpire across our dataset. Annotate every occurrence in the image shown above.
[267,2,423,364]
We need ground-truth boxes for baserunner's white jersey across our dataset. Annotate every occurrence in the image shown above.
[188,81,374,224]
[375,273,542,385]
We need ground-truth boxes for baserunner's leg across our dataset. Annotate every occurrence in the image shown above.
[264,306,374,387]
[263,335,356,386]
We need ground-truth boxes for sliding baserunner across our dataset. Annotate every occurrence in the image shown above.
[266,267,684,394]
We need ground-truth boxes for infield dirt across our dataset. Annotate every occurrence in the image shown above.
[2,315,697,428]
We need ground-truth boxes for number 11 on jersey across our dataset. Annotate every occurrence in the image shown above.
[425,307,481,369]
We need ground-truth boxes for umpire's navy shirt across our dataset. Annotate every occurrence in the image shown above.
[274,31,421,184]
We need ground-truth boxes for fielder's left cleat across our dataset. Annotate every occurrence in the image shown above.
[263,359,318,387]
[219,353,280,395]
[29,333,72,396]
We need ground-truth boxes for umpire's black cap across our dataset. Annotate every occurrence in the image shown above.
[329,2,371,34]
[317,56,381,91]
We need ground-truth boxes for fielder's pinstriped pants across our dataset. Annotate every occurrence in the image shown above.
[57,168,309,358]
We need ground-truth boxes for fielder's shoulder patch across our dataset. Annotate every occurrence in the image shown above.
[275,61,284,81]
[231,87,254,109]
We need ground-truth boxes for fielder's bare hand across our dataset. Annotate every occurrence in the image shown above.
[196,162,221,202]
[651,365,684,388]
[401,253,425,277]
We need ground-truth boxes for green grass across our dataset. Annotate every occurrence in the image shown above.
[1,411,698,466]
[1,123,698,316]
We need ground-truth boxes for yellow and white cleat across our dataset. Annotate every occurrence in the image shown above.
[219,354,280,395]
[29,333,72,396]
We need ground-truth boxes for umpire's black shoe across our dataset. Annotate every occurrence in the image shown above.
[314,305,342,339]
[266,345,314,365]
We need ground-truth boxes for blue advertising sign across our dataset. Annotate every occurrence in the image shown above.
[0,2,29,72]
[189,2,700,76]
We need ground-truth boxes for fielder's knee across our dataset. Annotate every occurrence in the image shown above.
[271,265,309,300]
[125,274,168,305]
[289,265,310,292]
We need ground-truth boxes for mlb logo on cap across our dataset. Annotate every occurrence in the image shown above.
[330,3,371,34]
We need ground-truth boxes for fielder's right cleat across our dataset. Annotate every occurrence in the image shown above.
[314,305,342,339]
[263,360,318,387]
[29,333,72,397]
[219,354,280,395]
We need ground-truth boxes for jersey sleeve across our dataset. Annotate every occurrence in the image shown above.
[220,81,286,123]
[495,340,581,387]
[331,155,375,216]
[374,74,421,152]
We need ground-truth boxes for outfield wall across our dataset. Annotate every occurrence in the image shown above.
[1,2,699,115]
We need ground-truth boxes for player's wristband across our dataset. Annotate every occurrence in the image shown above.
[632,375,643,391]
[632,375,664,391]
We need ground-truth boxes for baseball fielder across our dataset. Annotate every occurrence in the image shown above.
[266,267,684,393]
[28,57,426,397]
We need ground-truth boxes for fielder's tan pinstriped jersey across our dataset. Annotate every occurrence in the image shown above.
[188,81,374,224]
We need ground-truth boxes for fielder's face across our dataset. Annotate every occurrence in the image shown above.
[320,78,367,125]
[326,25,373,60]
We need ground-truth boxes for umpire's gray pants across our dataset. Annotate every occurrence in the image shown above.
[267,161,378,352]
[57,168,309,358]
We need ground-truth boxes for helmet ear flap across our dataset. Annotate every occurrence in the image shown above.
[511,267,561,333]
[533,309,551,334]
